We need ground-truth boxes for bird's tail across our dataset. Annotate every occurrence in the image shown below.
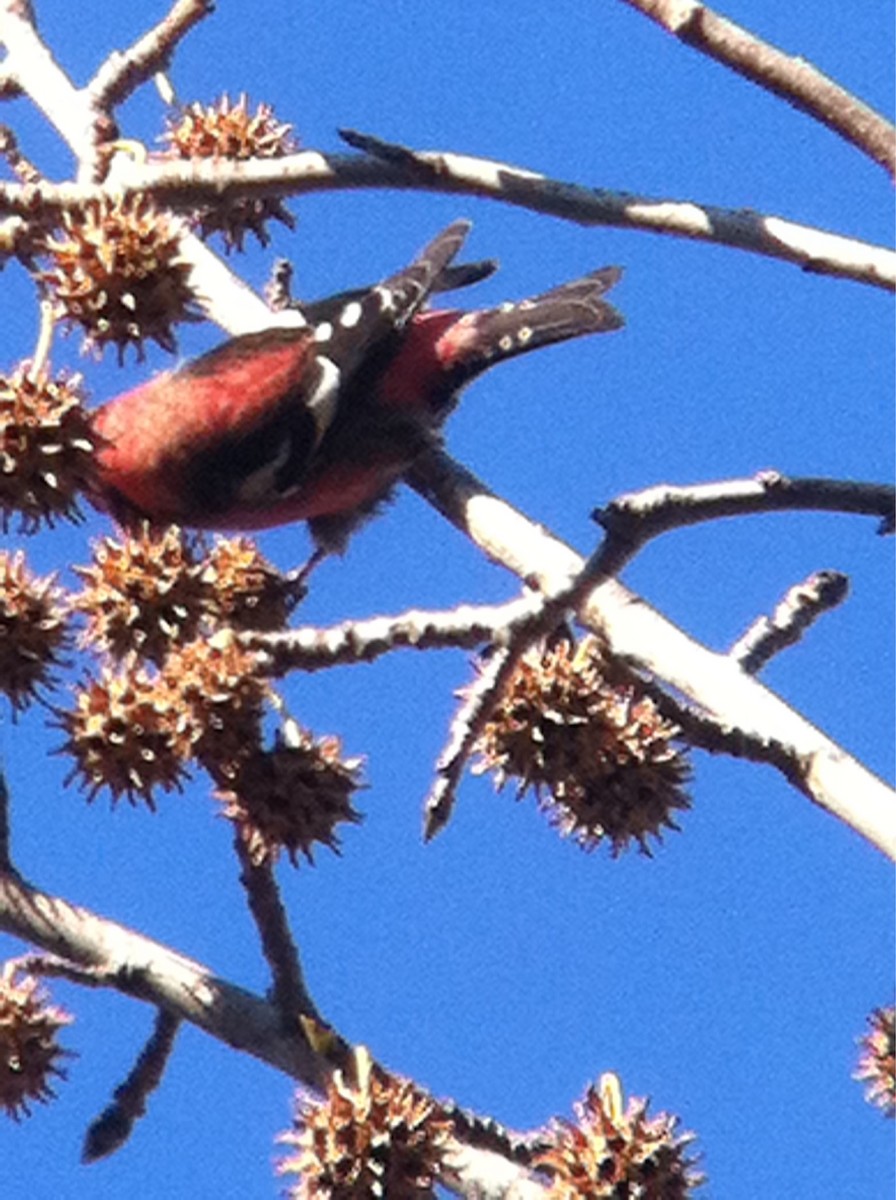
[434,266,624,391]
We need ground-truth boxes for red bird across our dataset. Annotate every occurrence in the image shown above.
[92,221,623,554]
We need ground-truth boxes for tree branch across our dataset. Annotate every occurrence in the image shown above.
[593,473,896,540]
[87,0,214,111]
[729,569,850,674]
[232,832,322,1029]
[0,150,892,293]
[82,1007,181,1162]
[0,867,329,1088]
[244,594,544,676]
[409,450,896,860]
[619,0,896,178]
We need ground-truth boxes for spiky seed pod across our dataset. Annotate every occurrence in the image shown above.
[54,663,189,808]
[855,1005,895,1117]
[160,628,268,778]
[160,94,297,251]
[0,551,68,711]
[39,195,198,361]
[0,964,73,1121]
[71,524,204,664]
[199,536,305,632]
[535,1073,704,1199]
[0,364,96,532]
[279,1045,452,1199]
[470,637,691,856]
[217,725,363,866]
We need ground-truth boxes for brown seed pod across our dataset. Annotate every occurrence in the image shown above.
[160,94,297,251]
[159,628,269,779]
[0,364,96,532]
[0,551,69,711]
[470,636,692,856]
[39,195,199,361]
[535,1073,704,1199]
[855,1005,895,1117]
[71,524,205,664]
[0,964,73,1120]
[279,1045,452,1199]
[217,723,363,867]
[199,536,306,632]
[54,663,190,809]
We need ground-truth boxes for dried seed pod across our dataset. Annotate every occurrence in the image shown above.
[535,1072,704,1198]
[160,94,296,250]
[218,724,363,866]
[160,628,268,778]
[0,551,68,710]
[40,195,198,360]
[71,524,204,663]
[0,964,73,1121]
[54,663,189,809]
[279,1045,452,1199]
[470,637,691,855]
[855,1005,895,1117]
[0,364,96,532]
[199,536,305,632]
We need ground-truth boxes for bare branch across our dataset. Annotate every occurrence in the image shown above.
[0,764,10,871]
[423,470,887,838]
[619,0,896,178]
[88,0,214,111]
[0,1,94,156]
[1,151,893,293]
[232,831,321,1029]
[424,643,515,840]
[244,595,544,677]
[729,570,850,674]
[0,868,329,1088]
[82,1008,181,1162]
[593,473,896,545]
[409,449,896,860]
[0,871,552,1196]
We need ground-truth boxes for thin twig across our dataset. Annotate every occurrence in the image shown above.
[729,570,850,674]
[409,449,896,860]
[5,952,129,988]
[88,0,214,111]
[232,830,321,1030]
[594,473,896,541]
[82,1008,181,1162]
[0,762,11,870]
[425,644,514,840]
[243,594,544,677]
[619,0,896,178]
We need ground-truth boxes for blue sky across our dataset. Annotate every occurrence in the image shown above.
[1,2,893,1196]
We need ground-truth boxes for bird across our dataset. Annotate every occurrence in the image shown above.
[91,220,623,558]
